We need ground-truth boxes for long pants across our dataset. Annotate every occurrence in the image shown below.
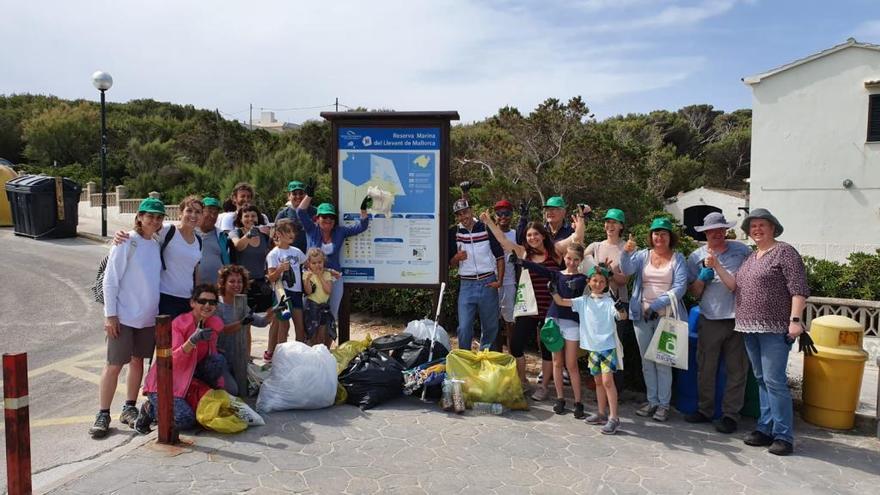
[696,316,748,419]
[456,276,500,351]
[146,393,196,430]
[634,318,672,407]
[744,332,794,444]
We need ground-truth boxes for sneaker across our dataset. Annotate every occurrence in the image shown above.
[263,350,273,363]
[635,403,657,417]
[684,411,711,423]
[89,412,111,438]
[573,402,585,420]
[714,416,738,434]
[652,406,669,422]
[530,387,548,402]
[743,430,774,447]
[134,402,153,435]
[600,417,621,435]
[553,399,566,415]
[585,412,608,425]
[119,404,139,427]
[768,439,793,456]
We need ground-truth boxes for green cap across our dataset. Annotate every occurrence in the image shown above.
[137,197,165,215]
[287,180,306,192]
[202,196,221,208]
[543,196,565,208]
[540,319,564,352]
[587,265,612,279]
[316,203,337,216]
[603,208,625,224]
[650,217,674,232]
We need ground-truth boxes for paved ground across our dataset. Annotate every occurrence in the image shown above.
[43,390,880,495]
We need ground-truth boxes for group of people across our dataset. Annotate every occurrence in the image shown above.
[92,177,809,456]
[452,196,808,453]
[91,181,371,438]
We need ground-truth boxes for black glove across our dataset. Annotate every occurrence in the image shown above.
[189,325,213,345]
[241,315,254,326]
[305,179,316,197]
[645,310,659,321]
[798,332,818,356]
[614,300,628,312]
[508,252,522,267]
[459,181,480,193]
[518,200,530,218]
[360,195,373,211]
[547,278,558,295]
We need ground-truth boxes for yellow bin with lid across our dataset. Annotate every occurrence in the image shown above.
[0,165,17,226]
[801,315,868,429]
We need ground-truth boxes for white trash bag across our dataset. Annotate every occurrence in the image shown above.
[256,341,337,412]
[404,319,451,351]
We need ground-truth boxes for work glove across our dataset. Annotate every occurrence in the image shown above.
[798,332,818,356]
[507,253,522,267]
[518,199,531,219]
[547,278,558,295]
[360,195,373,211]
[189,325,213,345]
[645,310,659,321]
[459,181,473,193]
[241,315,254,326]
[305,179,316,197]
[698,267,716,282]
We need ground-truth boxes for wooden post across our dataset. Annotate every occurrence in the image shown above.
[3,353,31,495]
[155,315,178,445]
[338,286,352,344]
[231,294,250,395]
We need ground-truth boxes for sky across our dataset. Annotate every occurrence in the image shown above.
[3,0,880,124]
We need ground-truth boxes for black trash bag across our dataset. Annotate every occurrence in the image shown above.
[392,338,449,370]
[339,349,405,410]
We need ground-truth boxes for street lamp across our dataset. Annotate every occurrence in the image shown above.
[91,71,113,237]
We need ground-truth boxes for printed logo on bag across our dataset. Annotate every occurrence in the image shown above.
[658,330,677,355]
[514,282,525,304]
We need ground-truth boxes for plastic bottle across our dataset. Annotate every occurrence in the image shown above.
[471,402,505,415]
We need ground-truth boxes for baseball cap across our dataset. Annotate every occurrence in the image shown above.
[202,197,221,208]
[316,203,337,216]
[543,196,565,208]
[137,198,165,215]
[453,199,470,213]
[494,199,513,211]
[287,180,306,192]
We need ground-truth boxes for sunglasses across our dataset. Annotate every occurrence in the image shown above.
[196,298,218,306]
[495,210,512,217]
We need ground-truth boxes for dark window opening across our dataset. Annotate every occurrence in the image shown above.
[868,94,880,142]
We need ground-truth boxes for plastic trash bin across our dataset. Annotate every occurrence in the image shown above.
[5,175,81,238]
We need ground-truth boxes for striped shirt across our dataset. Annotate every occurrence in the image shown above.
[528,255,562,318]
[452,220,504,278]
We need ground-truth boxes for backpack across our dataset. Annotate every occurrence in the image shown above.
[91,241,137,304]
[160,225,202,270]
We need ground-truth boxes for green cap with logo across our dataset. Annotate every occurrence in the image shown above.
[202,196,221,208]
[543,196,565,208]
[540,319,565,353]
[316,203,337,216]
[287,180,306,192]
[137,197,165,215]
[649,217,674,232]
[603,208,625,224]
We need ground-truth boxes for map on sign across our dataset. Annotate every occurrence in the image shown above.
[336,127,441,285]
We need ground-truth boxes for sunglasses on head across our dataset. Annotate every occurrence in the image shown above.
[196,298,218,306]
[495,210,512,217]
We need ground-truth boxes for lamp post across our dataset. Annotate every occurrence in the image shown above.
[91,71,113,237]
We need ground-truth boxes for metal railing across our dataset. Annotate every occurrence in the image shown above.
[806,296,880,337]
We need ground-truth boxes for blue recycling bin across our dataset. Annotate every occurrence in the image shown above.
[673,306,758,418]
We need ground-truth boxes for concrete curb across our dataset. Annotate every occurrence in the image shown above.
[77,231,108,244]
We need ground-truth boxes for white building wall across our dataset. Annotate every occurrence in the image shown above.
[749,46,880,262]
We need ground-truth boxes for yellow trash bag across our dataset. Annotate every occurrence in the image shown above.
[331,335,371,405]
[445,349,528,410]
[196,389,248,433]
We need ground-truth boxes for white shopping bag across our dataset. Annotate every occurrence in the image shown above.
[643,292,689,370]
[513,269,538,318]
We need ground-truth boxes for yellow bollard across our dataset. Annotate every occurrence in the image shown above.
[801,315,868,429]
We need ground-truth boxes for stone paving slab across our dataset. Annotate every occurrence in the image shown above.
[47,395,880,495]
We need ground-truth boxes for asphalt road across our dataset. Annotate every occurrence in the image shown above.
[0,228,141,488]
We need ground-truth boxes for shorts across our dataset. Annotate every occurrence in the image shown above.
[305,299,336,340]
[283,289,304,310]
[498,283,516,323]
[159,293,191,319]
[588,348,619,376]
[107,324,156,365]
[554,318,579,342]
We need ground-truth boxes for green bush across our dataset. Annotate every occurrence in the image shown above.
[804,249,880,300]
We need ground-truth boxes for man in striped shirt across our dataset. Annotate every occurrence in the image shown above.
[449,199,504,351]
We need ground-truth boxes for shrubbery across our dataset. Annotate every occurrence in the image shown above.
[804,250,880,300]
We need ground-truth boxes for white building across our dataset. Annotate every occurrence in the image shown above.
[247,111,300,133]
[664,187,748,241]
[744,38,880,262]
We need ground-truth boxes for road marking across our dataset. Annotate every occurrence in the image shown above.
[0,415,98,430]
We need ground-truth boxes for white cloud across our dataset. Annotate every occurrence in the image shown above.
[0,0,741,122]
[853,20,880,41]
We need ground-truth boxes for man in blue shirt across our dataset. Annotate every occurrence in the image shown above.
[686,212,753,434]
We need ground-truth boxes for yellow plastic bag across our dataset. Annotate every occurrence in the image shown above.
[331,335,371,404]
[196,389,248,433]
[445,349,528,410]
